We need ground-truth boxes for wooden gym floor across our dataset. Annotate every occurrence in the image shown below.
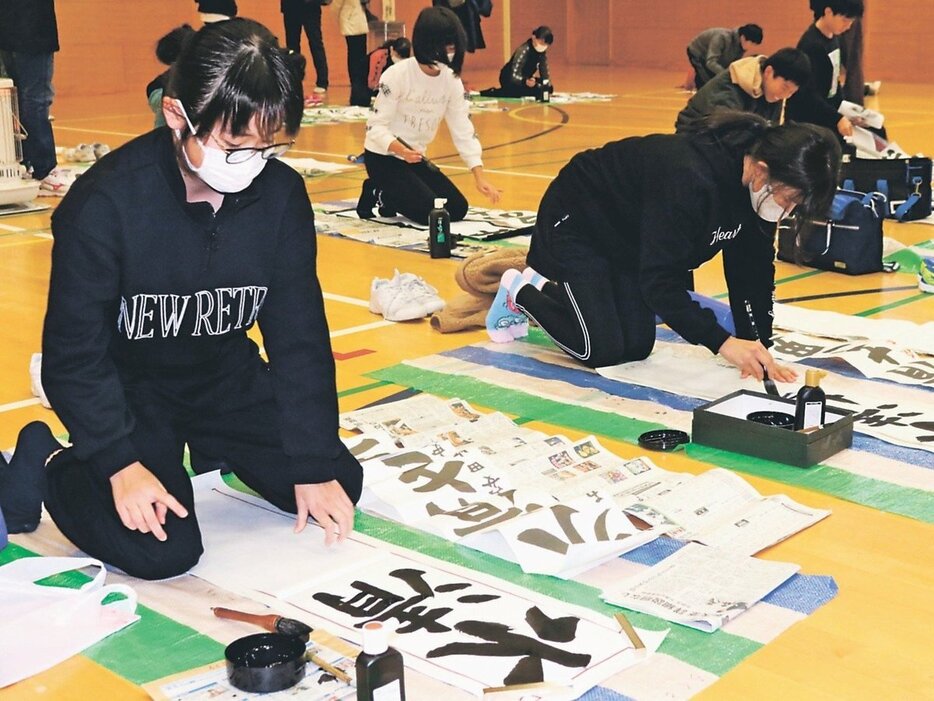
[1,66,932,700]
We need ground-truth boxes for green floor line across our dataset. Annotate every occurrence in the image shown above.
[0,543,225,684]
[338,379,393,398]
[368,363,933,523]
[856,292,931,317]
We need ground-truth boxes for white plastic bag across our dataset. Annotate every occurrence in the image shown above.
[0,556,139,687]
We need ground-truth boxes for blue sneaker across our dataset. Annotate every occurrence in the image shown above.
[920,256,934,294]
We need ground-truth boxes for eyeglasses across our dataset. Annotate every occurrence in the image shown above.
[207,133,294,164]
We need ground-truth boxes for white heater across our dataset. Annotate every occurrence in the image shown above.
[0,77,41,205]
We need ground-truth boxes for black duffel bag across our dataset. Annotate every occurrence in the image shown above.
[840,155,932,222]
[777,189,887,275]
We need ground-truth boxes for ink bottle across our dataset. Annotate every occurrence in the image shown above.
[356,621,405,701]
[793,369,826,430]
[428,198,451,259]
[541,78,552,103]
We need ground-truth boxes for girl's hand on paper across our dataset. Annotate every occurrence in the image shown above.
[294,481,355,545]
[719,337,797,383]
[110,461,188,541]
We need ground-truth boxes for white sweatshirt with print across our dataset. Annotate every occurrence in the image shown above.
[364,57,483,170]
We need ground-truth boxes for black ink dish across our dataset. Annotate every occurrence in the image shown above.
[746,411,795,430]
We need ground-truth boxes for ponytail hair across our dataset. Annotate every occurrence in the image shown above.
[167,18,304,140]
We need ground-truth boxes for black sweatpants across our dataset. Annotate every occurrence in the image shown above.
[522,196,657,369]
[44,359,363,581]
[364,150,469,225]
[283,4,329,89]
[346,34,370,107]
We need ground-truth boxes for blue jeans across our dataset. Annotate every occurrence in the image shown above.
[0,51,57,180]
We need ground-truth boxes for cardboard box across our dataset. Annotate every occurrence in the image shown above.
[692,390,854,467]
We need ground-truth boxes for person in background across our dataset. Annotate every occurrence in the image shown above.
[0,0,69,194]
[147,25,196,128]
[787,0,864,139]
[676,48,810,133]
[281,0,329,94]
[686,24,763,89]
[432,0,492,55]
[486,113,840,386]
[332,0,370,107]
[368,37,412,96]
[357,6,499,224]
[195,0,237,23]
[0,19,362,579]
[480,26,554,99]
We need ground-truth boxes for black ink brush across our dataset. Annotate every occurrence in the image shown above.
[743,299,779,396]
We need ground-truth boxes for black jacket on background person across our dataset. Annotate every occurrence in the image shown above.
[0,0,59,53]
[43,128,353,485]
[499,38,550,89]
[786,23,845,131]
[527,131,776,355]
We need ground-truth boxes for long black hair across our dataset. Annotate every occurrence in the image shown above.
[694,112,841,224]
[167,18,305,140]
[412,6,467,76]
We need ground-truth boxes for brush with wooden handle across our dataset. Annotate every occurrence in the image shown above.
[212,606,313,641]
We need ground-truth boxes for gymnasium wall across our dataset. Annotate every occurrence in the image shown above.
[50,0,931,99]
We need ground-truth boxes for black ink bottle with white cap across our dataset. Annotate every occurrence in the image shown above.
[794,369,827,430]
[356,621,406,700]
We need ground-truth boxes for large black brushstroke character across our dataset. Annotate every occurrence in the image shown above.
[427,606,591,686]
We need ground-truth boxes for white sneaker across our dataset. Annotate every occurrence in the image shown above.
[38,167,78,197]
[382,271,445,321]
[64,143,96,162]
[369,276,394,314]
[92,142,111,160]
[313,86,327,94]
[370,270,445,321]
[29,353,51,409]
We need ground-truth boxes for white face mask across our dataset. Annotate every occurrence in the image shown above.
[533,43,547,53]
[748,181,790,222]
[176,101,267,193]
[446,51,456,62]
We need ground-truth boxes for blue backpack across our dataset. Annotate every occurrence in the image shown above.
[777,189,887,275]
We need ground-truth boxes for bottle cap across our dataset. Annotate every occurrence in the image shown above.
[804,369,825,387]
[433,198,447,209]
[361,621,390,655]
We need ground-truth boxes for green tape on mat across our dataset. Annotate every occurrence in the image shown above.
[338,380,393,398]
[370,362,665,444]
[0,543,225,684]
[369,363,933,523]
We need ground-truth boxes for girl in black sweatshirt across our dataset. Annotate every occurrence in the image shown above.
[487,114,840,385]
[2,19,362,580]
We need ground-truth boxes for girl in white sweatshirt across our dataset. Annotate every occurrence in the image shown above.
[357,6,499,224]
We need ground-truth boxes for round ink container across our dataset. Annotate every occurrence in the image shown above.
[637,429,690,452]
[225,633,306,693]
[746,411,795,430]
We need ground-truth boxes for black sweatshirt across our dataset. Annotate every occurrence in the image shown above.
[786,24,846,130]
[0,0,58,53]
[530,132,776,354]
[43,128,348,484]
[499,40,550,88]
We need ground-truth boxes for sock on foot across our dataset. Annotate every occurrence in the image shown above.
[0,422,61,533]
[486,269,529,343]
[521,267,548,290]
